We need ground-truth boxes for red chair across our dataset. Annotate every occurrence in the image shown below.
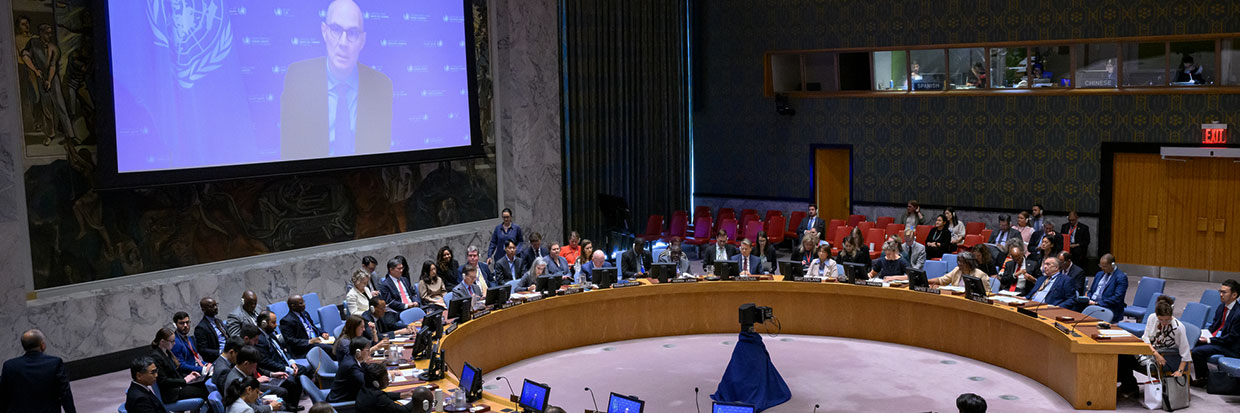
[875,216,895,227]
[663,214,688,241]
[673,210,688,219]
[740,209,759,218]
[764,210,783,222]
[857,221,874,235]
[715,210,737,232]
[962,234,983,249]
[766,215,787,246]
[718,208,736,219]
[738,214,759,237]
[915,225,931,243]
[742,221,762,244]
[981,229,992,243]
[641,215,664,241]
[1063,236,1072,253]
[965,222,986,235]
[720,218,739,242]
[830,225,852,255]
[847,214,866,227]
[825,220,842,245]
[865,228,887,259]
[885,223,904,237]
[685,216,714,246]
[784,211,807,240]
[693,206,712,220]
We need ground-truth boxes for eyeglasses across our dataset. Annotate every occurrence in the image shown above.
[326,23,364,42]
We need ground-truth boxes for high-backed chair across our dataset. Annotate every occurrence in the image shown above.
[663,214,688,242]
[1118,293,1168,336]
[864,228,886,259]
[1124,277,1166,319]
[304,293,323,327]
[857,221,874,236]
[941,254,958,272]
[300,374,356,411]
[885,223,904,237]
[875,216,895,227]
[268,302,290,322]
[719,218,739,243]
[915,225,931,243]
[640,215,664,242]
[400,308,427,325]
[1080,305,1115,326]
[318,305,344,337]
[307,346,338,386]
[965,222,985,235]
[1200,289,1223,330]
[765,215,787,246]
[685,216,714,246]
[1180,302,1212,333]
[784,211,807,242]
[847,214,866,227]
[924,260,948,280]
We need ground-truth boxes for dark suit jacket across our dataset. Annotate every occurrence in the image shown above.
[149,348,188,404]
[255,331,294,375]
[357,385,417,412]
[1208,302,1240,352]
[460,262,492,291]
[279,57,394,160]
[730,253,765,275]
[193,316,226,363]
[1085,269,1128,322]
[124,382,166,413]
[1061,222,1091,258]
[0,351,75,413]
[1029,230,1062,254]
[998,258,1038,295]
[797,216,827,240]
[988,228,1021,246]
[379,276,419,312]
[518,246,551,275]
[621,250,653,279]
[492,255,523,286]
[1065,264,1086,296]
[361,310,405,337]
[279,311,327,358]
[1024,273,1077,308]
[327,355,364,403]
[702,243,739,267]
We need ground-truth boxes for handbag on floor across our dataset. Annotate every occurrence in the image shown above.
[1161,371,1190,411]
[1142,362,1162,410]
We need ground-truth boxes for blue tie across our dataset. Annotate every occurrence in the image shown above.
[331,83,354,155]
[300,313,317,338]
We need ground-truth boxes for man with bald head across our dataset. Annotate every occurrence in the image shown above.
[576,250,610,285]
[279,294,333,359]
[0,330,76,412]
[195,297,229,362]
[280,0,394,159]
[227,291,261,338]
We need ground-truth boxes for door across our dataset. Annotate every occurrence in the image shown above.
[814,147,851,222]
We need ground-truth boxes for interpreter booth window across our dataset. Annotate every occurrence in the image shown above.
[989,47,1027,88]
[948,48,986,89]
[1075,44,1119,88]
[1223,39,1240,85]
[1170,41,1215,86]
[802,52,839,92]
[769,53,805,93]
[872,50,909,91]
[1123,42,1167,86]
[1026,46,1071,88]
[908,49,946,91]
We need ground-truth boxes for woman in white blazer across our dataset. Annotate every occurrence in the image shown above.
[805,245,839,280]
[345,269,377,316]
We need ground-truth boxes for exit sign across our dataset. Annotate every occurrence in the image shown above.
[1202,123,1228,144]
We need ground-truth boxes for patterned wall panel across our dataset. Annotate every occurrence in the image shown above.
[695,0,1240,214]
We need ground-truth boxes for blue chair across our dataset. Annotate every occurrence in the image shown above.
[300,374,355,411]
[307,346,338,387]
[318,304,344,337]
[924,260,947,280]
[119,385,204,413]
[1118,293,1168,337]
[1124,277,1166,319]
[1081,305,1115,325]
[400,308,426,325]
[444,292,454,306]
[942,254,958,272]
[1184,321,1203,350]
[1219,357,1240,378]
[268,301,290,321]
[333,324,344,338]
[207,391,224,413]
[1201,289,1223,329]
[506,279,521,294]
[989,277,1001,293]
[204,373,217,395]
[1181,302,1211,332]
[304,292,323,327]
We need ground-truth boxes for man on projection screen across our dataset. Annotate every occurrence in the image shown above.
[280,0,393,160]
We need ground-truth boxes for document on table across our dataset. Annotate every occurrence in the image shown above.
[995,290,1021,297]
[1096,329,1132,338]
[940,286,965,293]
[992,296,1027,305]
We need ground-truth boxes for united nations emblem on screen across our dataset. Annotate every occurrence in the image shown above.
[147,0,233,88]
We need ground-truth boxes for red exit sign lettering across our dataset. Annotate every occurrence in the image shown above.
[1202,123,1228,144]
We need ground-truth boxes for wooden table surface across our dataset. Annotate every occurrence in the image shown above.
[390,278,1151,410]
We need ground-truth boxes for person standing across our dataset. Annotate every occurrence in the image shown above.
[0,330,76,412]
[486,208,523,266]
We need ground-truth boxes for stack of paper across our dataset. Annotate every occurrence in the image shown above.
[940,286,965,293]
[1096,329,1131,338]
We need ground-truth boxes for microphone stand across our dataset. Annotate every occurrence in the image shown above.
[496,376,519,403]
[584,387,602,413]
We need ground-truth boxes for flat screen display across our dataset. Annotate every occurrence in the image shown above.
[98,0,481,185]
[607,393,644,413]
[712,402,756,413]
[519,379,549,412]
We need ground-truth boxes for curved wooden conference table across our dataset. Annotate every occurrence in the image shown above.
[400,279,1150,410]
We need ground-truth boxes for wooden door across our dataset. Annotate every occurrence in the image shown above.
[814,148,851,222]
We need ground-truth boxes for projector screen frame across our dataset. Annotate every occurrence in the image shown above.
[90,0,489,190]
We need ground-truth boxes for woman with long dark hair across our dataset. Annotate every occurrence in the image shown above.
[925,214,954,260]
[435,246,461,289]
[223,376,261,413]
[335,314,386,360]
[753,231,778,273]
[418,260,447,308]
[945,207,965,248]
[149,327,208,403]
[357,361,420,412]
[836,227,871,273]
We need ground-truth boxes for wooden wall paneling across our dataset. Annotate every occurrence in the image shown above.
[1214,158,1240,271]
[814,148,851,221]
[1112,153,1166,267]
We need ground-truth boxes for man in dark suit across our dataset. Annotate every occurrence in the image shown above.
[1024,257,1077,308]
[0,330,76,412]
[620,239,653,280]
[223,345,285,412]
[1060,211,1090,265]
[796,204,826,241]
[279,0,393,160]
[463,246,493,290]
[1192,279,1240,386]
[361,297,413,338]
[703,230,739,268]
[210,337,246,395]
[1081,254,1127,322]
[125,357,165,413]
[988,215,1020,247]
[1058,251,1086,297]
[518,232,550,275]
[997,244,1039,295]
[492,240,524,286]
[379,258,420,312]
[226,290,261,338]
[730,239,765,276]
[254,312,309,408]
[1028,221,1061,256]
[279,295,333,359]
[194,297,228,363]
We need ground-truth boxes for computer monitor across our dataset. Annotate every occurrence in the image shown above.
[712,401,756,413]
[607,393,645,413]
[650,262,676,283]
[592,267,619,288]
[485,285,510,308]
[536,275,562,294]
[907,268,929,289]
[841,262,867,283]
[423,308,445,338]
[447,295,472,323]
[777,260,803,279]
[411,323,436,360]
[518,379,551,412]
[963,275,988,299]
[459,362,483,402]
[714,260,738,280]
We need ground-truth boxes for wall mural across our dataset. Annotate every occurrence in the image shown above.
[13,0,498,290]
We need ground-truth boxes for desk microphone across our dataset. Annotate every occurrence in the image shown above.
[813,403,820,413]
[1070,307,1104,336]
[496,376,519,403]
[695,387,701,413]
[584,387,601,413]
